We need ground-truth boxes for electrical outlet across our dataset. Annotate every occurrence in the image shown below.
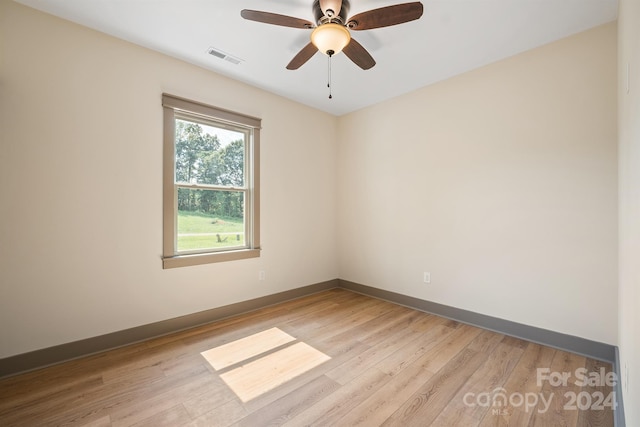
[259,270,266,281]
[423,272,431,284]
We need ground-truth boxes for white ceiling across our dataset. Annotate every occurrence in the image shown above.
[15,0,618,116]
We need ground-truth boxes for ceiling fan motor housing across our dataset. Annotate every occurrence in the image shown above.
[313,0,350,25]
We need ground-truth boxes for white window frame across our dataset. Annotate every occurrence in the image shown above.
[162,94,261,268]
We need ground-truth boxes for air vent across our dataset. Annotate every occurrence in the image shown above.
[207,47,243,65]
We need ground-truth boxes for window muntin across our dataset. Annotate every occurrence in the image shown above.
[163,94,260,268]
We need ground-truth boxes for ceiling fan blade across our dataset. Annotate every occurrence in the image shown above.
[319,0,342,18]
[241,10,314,29]
[347,2,424,30]
[342,38,375,70]
[286,42,318,70]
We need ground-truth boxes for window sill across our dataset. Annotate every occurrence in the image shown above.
[163,248,260,269]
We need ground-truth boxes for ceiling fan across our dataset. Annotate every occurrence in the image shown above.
[241,0,424,71]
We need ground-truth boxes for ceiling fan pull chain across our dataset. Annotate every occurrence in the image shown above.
[328,53,333,99]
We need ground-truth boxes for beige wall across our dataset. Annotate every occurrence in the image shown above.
[618,0,640,423]
[337,23,618,344]
[0,1,338,358]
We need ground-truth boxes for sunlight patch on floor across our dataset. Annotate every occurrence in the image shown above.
[201,327,296,370]
[201,328,331,402]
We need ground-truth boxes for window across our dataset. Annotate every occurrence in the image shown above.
[162,94,260,268]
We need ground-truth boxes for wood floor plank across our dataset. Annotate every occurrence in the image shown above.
[300,308,415,358]
[282,368,392,427]
[374,323,454,377]
[107,365,217,427]
[430,336,526,426]
[411,323,483,374]
[0,289,614,427]
[288,298,388,344]
[0,374,105,420]
[130,404,192,427]
[101,360,166,386]
[331,353,439,426]
[478,342,556,427]
[181,376,238,419]
[529,349,586,427]
[356,310,435,347]
[331,324,482,426]
[183,399,246,427]
[313,304,417,349]
[324,312,444,385]
[231,374,340,426]
[80,415,112,427]
[381,329,503,426]
[575,358,616,427]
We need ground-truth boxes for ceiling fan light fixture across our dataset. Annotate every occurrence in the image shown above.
[311,23,351,56]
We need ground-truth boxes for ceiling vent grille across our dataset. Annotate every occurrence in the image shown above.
[207,47,243,65]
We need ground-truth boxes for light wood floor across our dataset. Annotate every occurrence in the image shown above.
[0,289,615,426]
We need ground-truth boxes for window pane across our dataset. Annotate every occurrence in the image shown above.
[163,94,261,267]
[177,188,245,252]
[175,119,245,187]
